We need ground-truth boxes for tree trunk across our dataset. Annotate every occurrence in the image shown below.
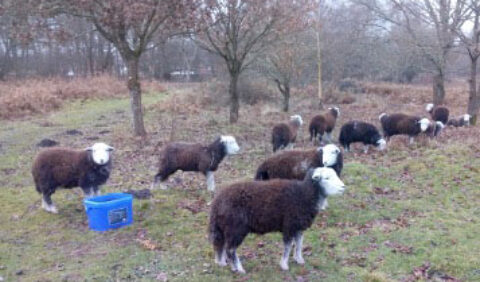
[282,85,290,112]
[316,28,324,109]
[470,57,480,125]
[229,71,240,123]
[433,72,446,105]
[126,56,147,136]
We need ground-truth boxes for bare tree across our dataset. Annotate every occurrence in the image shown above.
[354,0,468,104]
[456,0,480,124]
[47,0,195,136]
[195,0,313,123]
[261,35,309,112]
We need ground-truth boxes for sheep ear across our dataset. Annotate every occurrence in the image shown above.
[107,146,114,152]
[85,147,93,151]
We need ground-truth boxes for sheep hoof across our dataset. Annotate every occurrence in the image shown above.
[159,183,168,190]
[279,261,289,271]
[294,256,305,265]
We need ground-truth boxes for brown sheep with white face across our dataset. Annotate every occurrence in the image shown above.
[271,115,303,152]
[209,167,345,274]
[32,142,114,213]
[379,113,431,144]
[447,114,471,127]
[308,107,340,144]
[426,103,449,125]
[152,136,240,192]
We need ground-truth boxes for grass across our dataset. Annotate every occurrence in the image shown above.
[0,81,479,281]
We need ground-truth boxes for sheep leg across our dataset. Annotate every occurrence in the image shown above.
[363,145,369,154]
[41,193,58,214]
[151,174,168,190]
[293,233,305,265]
[409,136,414,145]
[280,239,293,271]
[326,132,333,143]
[82,186,94,198]
[206,171,215,192]
[227,248,245,274]
[214,243,227,267]
[93,186,101,196]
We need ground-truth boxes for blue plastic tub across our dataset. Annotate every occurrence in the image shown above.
[84,193,133,232]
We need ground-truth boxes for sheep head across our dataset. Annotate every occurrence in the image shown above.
[376,138,387,150]
[418,118,431,132]
[320,144,340,167]
[328,107,340,118]
[425,103,434,113]
[86,142,114,165]
[290,114,303,127]
[378,113,387,121]
[312,167,345,196]
[463,114,471,126]
[220,135,240,155]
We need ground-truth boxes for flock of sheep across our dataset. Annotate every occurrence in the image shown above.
[30,102,471,274]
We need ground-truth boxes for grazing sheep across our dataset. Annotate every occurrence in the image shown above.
[426,103,449,124]
[339,121,386,153]
[447,114,471,127]
[379,113,431,144]
[152,136,240,192]
[209,167,346,273]
[254,144,343,181]
[424,121,445,138]
[271,115,303,152]
[32,142,114,214]
[309,107,340,144]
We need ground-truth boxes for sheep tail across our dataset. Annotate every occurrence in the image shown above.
[208,216,224,248]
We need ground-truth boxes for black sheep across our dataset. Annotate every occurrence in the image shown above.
[339,121,386,153]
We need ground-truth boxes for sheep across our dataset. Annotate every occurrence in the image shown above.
[379,113,431,144]
[271,115,303,152]
[31,142,114,214]
[254,144,342,211]
[338,121,386,153]
[254,144,343,181]
[152,136,240,192]
[209,167,345,273]
[424,121,445,138]
[447,114,471,127]
[426,103,449,124]
[308,107,340,144]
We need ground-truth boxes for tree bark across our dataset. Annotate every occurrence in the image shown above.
[126,56,147,136]
[470,56,480,125]
[316,27,324,109]
[433,72,446,105]
[229,71,240,123]
[282,85,290,112]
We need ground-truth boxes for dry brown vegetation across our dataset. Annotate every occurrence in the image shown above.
[0,75,166,120]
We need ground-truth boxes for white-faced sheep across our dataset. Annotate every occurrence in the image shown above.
[379,113,431,144]
[209,167,345,273]
[447,114,471,127]
[426,103,449,124]
[32,142,114,213]
[152,136,240,192]
[339,121,386,153]
[308,107,340,144]
[424,121,445,138]
[271,115,303,152]
[254,144,343,181]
